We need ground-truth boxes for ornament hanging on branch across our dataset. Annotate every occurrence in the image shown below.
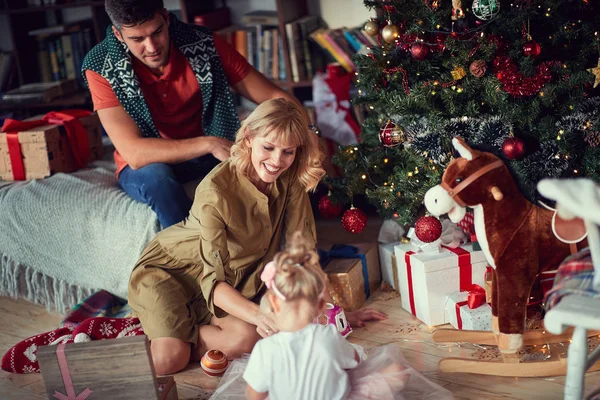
[523,40,542,57]
[469,60,487,77]
[364,18,380,37]
[381,21,400,44]
[584,131,600,147]
[379,120,407,147]
[502,135,526,160]
[451,0,465,20]
[451,66,467,81]
[411,42,430,61]
[415,216,443,243]
[318,193,344,218]
[342,206,368,234]
[471,0,500,20]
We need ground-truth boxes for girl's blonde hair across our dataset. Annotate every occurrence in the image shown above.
[229,98,325,191]
[260,231,327,313]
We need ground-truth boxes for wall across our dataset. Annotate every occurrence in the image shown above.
[311,0,370,29]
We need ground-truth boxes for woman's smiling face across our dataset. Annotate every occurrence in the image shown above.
[247,133,297,188]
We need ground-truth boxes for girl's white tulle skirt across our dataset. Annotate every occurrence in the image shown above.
[210,343,454,400]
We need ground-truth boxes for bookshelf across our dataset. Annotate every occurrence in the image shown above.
[275,0,312,90]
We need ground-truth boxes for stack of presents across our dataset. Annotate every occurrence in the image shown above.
[0,109,103,181]
[377,218,493,330]
[319,216,494,330]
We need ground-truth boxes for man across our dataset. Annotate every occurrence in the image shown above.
[83,0,307,228]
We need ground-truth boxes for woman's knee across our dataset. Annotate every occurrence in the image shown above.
[226,323,261,357]
[151,337,191,375]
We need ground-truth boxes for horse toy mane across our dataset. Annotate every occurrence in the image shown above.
[424,137,585,355]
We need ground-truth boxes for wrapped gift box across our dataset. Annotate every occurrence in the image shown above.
[322,243,381,311]
[445,290,492,330]
[0,113,102,181]
[38,336,179,399]
[378,242,400,291]
[394,242,487,326]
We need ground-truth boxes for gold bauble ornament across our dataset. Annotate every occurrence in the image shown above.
[381,21,400,44]
[364,19,380,37]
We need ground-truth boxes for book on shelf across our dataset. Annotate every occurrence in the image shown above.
[241,10,278,26]
[285,16,323,83]
[1,80,77,104]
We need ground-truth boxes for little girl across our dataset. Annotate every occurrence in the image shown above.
[235,232,454,400]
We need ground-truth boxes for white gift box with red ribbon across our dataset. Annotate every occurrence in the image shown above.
[444,289,492,330]
[394,242,487,326]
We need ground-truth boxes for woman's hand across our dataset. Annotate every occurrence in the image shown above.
[254,311,279,338]
[346,308,388,328]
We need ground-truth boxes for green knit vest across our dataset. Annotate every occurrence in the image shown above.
[81,14,240,140]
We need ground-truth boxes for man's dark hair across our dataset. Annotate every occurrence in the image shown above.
[105,0,165,30]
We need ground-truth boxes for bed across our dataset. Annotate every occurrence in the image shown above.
[0,142,161,313]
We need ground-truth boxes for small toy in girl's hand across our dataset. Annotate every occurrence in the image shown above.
[201,350,228,377]
[315,303,352,338]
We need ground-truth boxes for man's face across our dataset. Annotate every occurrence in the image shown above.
[113,11,170,71]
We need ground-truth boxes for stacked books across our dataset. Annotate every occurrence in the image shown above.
[29,22,94,88]
[310,27,376,73]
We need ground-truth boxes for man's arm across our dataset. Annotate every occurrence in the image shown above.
[232,68,310,122]
[97,106,232,169]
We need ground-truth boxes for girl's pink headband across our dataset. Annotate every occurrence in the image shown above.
[260,260,326,302]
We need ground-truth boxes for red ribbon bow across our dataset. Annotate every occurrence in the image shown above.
[467,284,486,309]
[1,110,92,180]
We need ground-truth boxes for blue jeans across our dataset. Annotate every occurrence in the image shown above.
[118,156,220,228]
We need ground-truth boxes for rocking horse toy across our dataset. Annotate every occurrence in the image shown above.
[423,137,600,376]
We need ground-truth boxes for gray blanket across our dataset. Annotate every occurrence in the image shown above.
[0,159,160,312]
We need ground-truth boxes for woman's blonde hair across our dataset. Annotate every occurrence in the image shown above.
[229,98,325,191]
[260,231,327,313]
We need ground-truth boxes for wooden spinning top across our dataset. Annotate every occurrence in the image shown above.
[200,349,229,377]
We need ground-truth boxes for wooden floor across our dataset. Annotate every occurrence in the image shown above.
[1,217,600,399]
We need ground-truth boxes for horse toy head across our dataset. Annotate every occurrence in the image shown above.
[424,137,515,223]
[424,137,584,357]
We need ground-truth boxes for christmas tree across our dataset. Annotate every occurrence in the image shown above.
[327,0,600,225]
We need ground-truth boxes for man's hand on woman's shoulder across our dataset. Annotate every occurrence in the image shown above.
[207,137,234,162]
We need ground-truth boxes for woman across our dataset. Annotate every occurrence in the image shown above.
[128,99,386,375]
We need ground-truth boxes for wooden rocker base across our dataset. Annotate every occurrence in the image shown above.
[439,356,600,377]
[432,327,600,377]
[432,327,600,346]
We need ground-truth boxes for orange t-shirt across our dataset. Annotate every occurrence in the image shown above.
[86,34,251,176]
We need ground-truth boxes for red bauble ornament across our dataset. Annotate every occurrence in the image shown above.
[502,136,526,160]
[318,194,343,218]
[341,207,368,234]
[410,42,429,61]
[379,121,407,147]
[415,216,443,243]
[523,40,542,57]
[201,350,229,377]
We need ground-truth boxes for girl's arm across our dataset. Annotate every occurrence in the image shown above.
[246,384,268,400]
